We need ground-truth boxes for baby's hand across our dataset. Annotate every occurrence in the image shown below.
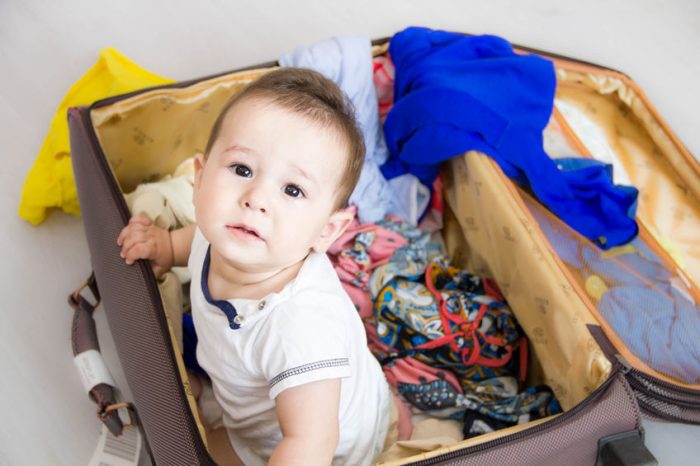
[117,215,174,278]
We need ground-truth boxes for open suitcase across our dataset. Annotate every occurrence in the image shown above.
[67,33,700,465]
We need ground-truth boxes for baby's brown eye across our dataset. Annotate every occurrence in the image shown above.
[284,184,304,198]
[232,164,252,177]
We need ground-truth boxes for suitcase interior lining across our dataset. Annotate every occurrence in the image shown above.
[552,65,700,296]
[87,55,698,457]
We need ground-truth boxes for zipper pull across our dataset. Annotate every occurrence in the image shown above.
[615,354,632,374]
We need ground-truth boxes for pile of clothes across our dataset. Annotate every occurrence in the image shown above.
[327,213,561,439]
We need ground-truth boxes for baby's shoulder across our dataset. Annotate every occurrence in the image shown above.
[265,287,353,336]
[275,286,349,319]
[259,289,353,353]
[263,252,358,332]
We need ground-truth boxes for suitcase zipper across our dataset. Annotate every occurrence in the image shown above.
[405,366,628,465]
[623,360,700,422]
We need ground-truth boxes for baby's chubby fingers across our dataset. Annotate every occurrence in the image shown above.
[117,215,153,246]
[128,215,153,227]
[118,224,148,252]
[121,239,156,265]
[117,226,137,248]
[115,215,172,276]
[119,233,151,261]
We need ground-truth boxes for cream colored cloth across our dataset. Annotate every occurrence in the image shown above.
[124,157,195,229]
[376,398,463,464]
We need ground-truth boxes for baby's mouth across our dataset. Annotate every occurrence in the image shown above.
[227,224,264,241]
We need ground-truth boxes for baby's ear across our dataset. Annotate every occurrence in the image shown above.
[311,208,355,253]
[193,153,205,198]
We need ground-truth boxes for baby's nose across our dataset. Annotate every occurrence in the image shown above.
[244,200,266,213]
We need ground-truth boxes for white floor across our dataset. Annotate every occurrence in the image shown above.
[1,1,699,464]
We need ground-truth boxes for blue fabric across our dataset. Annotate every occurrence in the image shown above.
[382,27,639,249]
[182,312,208,377]
[202,246,241,330]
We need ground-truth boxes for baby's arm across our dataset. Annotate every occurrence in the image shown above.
[270,378,341,466]
[117,215,195,277]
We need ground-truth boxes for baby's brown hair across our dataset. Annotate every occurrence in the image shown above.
[204,68,365,210]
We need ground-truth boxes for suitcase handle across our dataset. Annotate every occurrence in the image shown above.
[596,430,658,466]
[69,273,133,436]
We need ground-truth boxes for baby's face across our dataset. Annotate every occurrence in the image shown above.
[194,97,348,275]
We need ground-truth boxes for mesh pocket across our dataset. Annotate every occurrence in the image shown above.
[522,193,700,385]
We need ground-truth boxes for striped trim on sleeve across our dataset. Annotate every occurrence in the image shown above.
[269,358,349,389]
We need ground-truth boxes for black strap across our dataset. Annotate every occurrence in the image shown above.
[68,273,125,436]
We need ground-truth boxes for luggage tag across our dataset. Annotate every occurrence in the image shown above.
[88,422,149,466]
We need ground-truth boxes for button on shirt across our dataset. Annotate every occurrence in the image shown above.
[188,228,391,465]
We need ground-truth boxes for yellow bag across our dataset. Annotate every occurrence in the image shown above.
[18,47,173,225]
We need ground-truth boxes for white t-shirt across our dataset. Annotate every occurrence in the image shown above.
[189,228,391,465]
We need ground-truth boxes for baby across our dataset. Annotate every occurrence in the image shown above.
[117,68,391,465]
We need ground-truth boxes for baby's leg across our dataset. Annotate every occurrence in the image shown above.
[187,369,203,399]
[188,373,240,463]
[207,428,244,466]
